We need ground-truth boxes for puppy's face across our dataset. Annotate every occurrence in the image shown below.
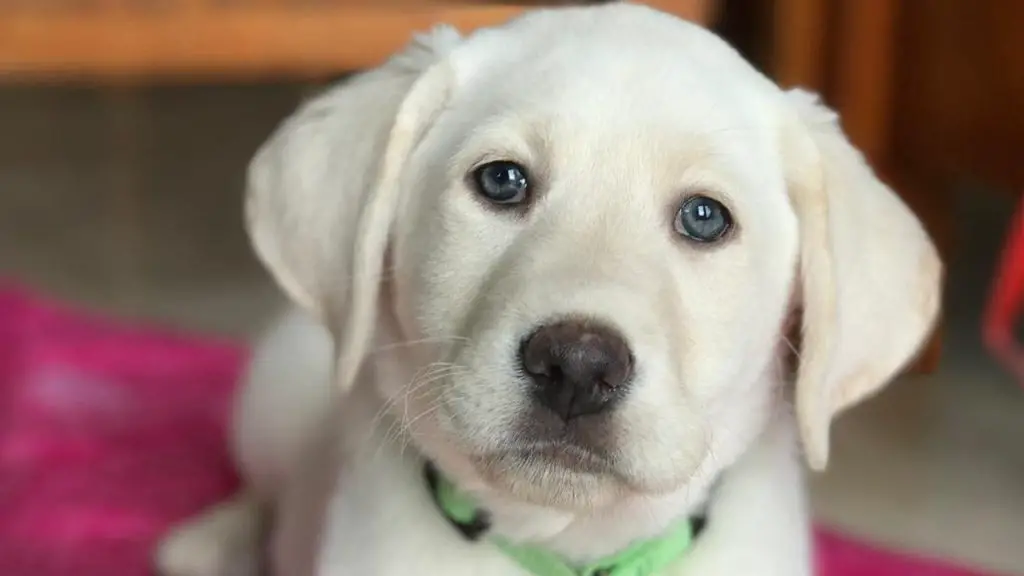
[247,5,940,513]
[385,13,798,508]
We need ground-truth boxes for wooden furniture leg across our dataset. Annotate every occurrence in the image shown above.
[772,0,827,90]
[772,0,946,373]
[831,0,946,372]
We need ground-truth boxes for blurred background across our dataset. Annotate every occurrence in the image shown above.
[1,0,1023,575]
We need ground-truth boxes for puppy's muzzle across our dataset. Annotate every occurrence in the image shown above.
[520,318,634,421]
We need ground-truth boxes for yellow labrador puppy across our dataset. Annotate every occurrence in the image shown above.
[156,3,941,575]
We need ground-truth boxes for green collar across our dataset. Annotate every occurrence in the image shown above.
[425,464,699,576]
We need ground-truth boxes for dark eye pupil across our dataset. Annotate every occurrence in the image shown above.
[472,161,529,205]
[676,196,731,242]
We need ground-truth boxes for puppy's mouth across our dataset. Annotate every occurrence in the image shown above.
[470,439,622,508]
[470,406,624,488]
[482,440,615,475]
[478,400,623,471]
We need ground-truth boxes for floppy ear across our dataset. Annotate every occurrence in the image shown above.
[782,89,943,470]
[245,26,462,393]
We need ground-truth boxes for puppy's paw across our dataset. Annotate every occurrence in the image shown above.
[155,493,265,576]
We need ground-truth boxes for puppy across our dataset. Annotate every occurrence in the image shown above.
[156,3,942,575]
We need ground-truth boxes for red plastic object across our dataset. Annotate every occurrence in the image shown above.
[984,195,1024,380]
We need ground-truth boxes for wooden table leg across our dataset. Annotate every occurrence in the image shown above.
[831,0,945,373]
[772,0,827,90]
[773,0,946,373]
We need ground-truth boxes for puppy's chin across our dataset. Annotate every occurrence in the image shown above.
[472,451,625,510]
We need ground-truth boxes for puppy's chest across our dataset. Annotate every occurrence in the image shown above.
[306,466,702,576]
[310,480,531,576]
[314,504,699,576]
[316,523,701,576]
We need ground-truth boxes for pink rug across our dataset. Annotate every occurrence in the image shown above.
[0,286,1000,576]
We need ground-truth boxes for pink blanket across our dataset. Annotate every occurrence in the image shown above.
[0,286,997,576]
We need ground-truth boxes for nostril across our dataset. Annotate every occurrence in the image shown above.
[546,365,564,381]
[519,318,634,420]
[521,335,552,379]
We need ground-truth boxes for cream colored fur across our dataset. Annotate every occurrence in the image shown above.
[155,4,942,575]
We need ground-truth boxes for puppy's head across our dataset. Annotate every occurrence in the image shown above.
[246,5,941,510]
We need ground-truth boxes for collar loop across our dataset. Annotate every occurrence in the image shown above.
[425,463,699,576]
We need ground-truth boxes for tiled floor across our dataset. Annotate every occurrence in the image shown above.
[1,85,1022,575]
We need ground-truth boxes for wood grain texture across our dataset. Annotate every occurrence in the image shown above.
[0,0,712,83]
[641,0,714,22]
[767,0,945,374]
[0,5,525,82]
[831,1,944,375]
[894,0,1024,191]
[771,0,827,90]
[887,1,1024,370]
[831,0,898,165]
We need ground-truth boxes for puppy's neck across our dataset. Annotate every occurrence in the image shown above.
[442,468,712,565]
[354,317,717,565]
[347,383,710,565]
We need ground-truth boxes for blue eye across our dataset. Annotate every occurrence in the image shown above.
[471,161,530,205]
[675,196,732,243]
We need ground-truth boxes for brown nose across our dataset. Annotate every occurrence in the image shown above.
[520,319,634,421]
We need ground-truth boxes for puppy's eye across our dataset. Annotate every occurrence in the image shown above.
[471,161,530,205]
[674,195,732,243]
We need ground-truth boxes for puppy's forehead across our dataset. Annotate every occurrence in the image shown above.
[446,5,783,183]
[452,5,774,113]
